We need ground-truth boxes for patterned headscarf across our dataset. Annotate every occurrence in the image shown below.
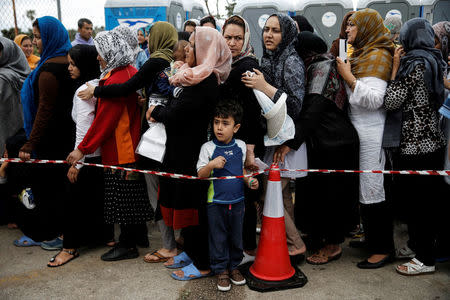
[148,21,177,63]
[432,21,450,70]
[112,24,141,62]
[260,13,298,87]
[94,31,135,78]
[349,9,394,82]
[20,16,71,138]
[169,27,231,86]
[223,15,257,65]
[398,18,446,105]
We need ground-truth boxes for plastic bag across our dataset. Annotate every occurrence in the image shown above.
[136,122,167,163]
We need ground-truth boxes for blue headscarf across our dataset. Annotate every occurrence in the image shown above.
[20,16,71,137]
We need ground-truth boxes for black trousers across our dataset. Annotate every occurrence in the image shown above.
[182,204,210,270]
[63,157,114,249]
[395,148,448,266]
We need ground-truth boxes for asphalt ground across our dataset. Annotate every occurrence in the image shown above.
[0,223,449,299]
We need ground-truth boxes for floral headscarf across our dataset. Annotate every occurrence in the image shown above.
[169,27,231,86]
[94,30,135,78]
[223,15,256,65]
[349,8,394,81]
[112,24,141,62]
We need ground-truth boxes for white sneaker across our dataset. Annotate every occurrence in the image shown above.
[396,258,435,276]
[396,245,416,259]
[238,252,255,266]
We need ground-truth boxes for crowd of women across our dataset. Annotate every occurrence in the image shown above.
[0,9,449,286]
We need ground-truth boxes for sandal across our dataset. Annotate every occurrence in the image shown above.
[171,263,211,281]
[306,250,342,265]
[144,250,170,263]
[396,258,435,276]
[13,235,41,247]
[47,249,79,268]
[165,251,192,269]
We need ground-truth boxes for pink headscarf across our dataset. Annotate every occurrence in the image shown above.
[169,27,231,86]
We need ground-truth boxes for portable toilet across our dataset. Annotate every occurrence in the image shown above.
[293,0,354,48]
[357,0,421,24]
[104,0,186,31]
[183,0,206,22]
[419,0,450,24]
[233,0,296,58]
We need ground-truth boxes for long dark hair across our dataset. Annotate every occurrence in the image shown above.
[68,44,100,86]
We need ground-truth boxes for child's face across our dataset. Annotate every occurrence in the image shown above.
[213,116,240,144]
[173,46,186,62]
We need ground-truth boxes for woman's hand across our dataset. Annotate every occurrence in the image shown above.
[77,83,95,100]
[391,46,405,80]
[444,77,450,90]
[67,166,79,183]
[19,151,30,161]
[273,145,291,164]
[146,105,156,122]
[336,57,352,77]
[66,149,84,166]
[241,69,267,91]
[137,95,146,107]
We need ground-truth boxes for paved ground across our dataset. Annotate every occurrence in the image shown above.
[0,224,449,300]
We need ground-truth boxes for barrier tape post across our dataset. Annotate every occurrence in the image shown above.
[1,158,449,180]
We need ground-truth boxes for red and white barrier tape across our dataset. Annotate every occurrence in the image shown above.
[1,158,449,179]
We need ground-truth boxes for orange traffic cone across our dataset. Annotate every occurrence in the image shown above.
[240,163,307,292]
[250,163,295,281]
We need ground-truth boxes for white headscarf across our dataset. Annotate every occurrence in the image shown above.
[112,24,142,62]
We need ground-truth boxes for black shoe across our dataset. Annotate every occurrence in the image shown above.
[101,246,139,261]
[357,255,393,269]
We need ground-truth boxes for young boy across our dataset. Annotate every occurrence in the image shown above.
[197,100,259,292]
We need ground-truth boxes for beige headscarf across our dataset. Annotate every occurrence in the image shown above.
[169,27,232,86]
[148,21,178,63]
[350,8,394,81]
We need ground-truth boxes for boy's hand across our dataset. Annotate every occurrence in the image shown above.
[210,156,226,169]
[248,177,259,190]
[67,166,79,183]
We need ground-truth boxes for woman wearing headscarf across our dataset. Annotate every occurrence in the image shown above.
[14,34,40,70]
[293,32,359,264]
[0,37,30,157]
[330,11,355,58]
[17,16,77,244]
[242,13,307,262]
[220,15,265,262]
[137,27,148,53]
[67,30,152,262]
[384,18,448,275]
[147,26,231,280]
[336,8,395,269]
[47,44,113,267]
[113,24,148,70]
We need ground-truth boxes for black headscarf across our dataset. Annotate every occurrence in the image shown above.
[296,31,327,61]
[397,18,446,105]
[68,44,100,86]
[292,15,314,33]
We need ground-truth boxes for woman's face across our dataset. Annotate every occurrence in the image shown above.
[185,39,196,67]
[67,54,81,79]
[263,16,282,51]
[137,30,145,44]
[20,38,33,58]
[346,19,358,45]
[97,54,107,70]
[32,26,43,55]
[223,24,245,58]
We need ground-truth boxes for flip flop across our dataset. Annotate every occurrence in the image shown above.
[306,251,342,265]
[47,249,79,268]
[13,235,41,247]
[165,251,192,269]
[171,263,211,281]
[144,250,170,263]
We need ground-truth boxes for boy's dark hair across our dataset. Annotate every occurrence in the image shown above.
[177,31,191,41]
[214,99,243,125]
[292,15,314,33]
[78,18,92,29]
[200,15,216,28]
[184,20,197,30]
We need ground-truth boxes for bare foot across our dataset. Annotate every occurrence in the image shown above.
[306,248,328,264]
[325,244,342,257]
[173,268,210,278]
[48,249,78,267]
[367,254,389,263]
[144,248,177,262]
[289,245,306,256]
